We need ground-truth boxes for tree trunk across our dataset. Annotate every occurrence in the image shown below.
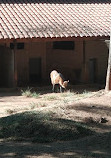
[105,38,111,91]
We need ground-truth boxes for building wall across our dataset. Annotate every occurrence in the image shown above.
[0,41,46,86]
[0,45,14,87]
[46,40,83,84]
[84,40,108,84]
[46,39,108,84]
[16,41,46,85]
[0,38,109,87]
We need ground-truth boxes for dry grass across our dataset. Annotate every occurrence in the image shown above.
[2,86,98,117]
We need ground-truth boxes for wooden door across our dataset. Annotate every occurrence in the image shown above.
[29,58,41,83]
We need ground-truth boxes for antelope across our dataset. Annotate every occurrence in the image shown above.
[50,70,69,92]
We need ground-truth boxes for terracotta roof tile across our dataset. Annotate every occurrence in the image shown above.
[0,0,111,39]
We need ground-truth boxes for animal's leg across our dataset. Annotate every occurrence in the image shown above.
[60,86,62,93]
[52,84,55,92]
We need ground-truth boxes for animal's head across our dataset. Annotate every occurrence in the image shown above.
[62,80,69,89]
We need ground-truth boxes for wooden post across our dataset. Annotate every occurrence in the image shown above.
[105,37,111,91]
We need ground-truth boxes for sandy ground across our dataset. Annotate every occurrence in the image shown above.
[0,87,111,158]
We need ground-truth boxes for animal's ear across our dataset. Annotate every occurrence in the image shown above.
[68,80,69,83]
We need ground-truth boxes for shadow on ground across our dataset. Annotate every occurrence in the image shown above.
[0,83,101,97]
[0,110,111,158]
[0,111,94,143]
[0,85,110,158]
[0,132,111,158]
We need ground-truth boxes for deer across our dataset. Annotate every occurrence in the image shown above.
[50,70,69,92]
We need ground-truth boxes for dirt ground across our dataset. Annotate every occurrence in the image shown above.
[0,85,111,158]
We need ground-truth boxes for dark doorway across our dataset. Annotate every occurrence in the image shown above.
[89,58,97,83]
[0,46,14,87]
[29,58,41,83]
